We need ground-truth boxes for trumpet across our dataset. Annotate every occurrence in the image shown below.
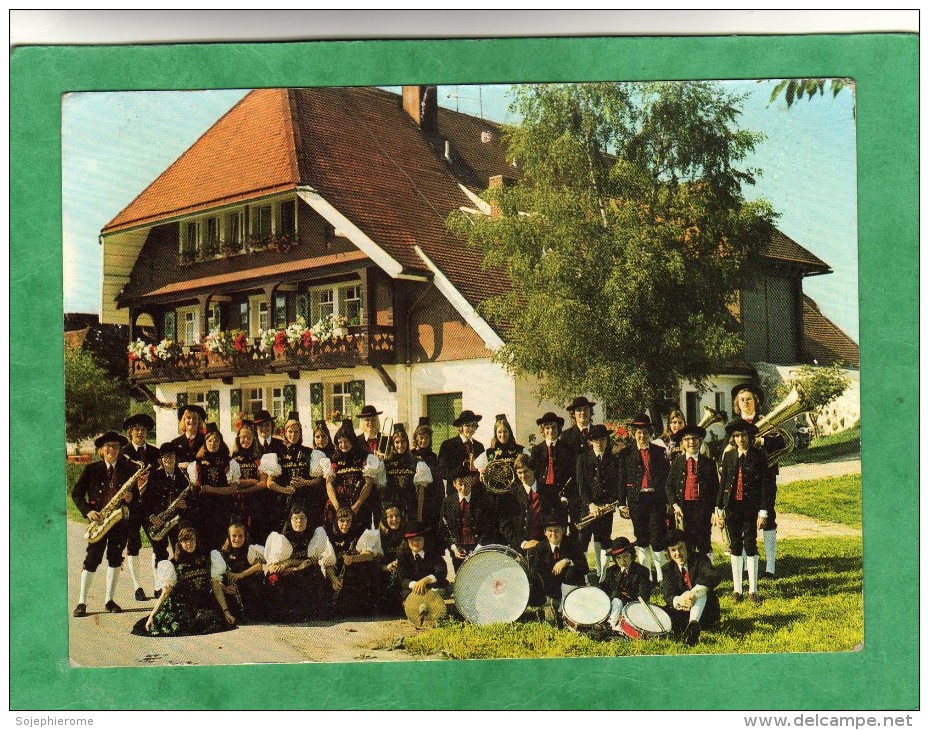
[85,462,150,544]
[576,501,620,530]
[375,417,394,460]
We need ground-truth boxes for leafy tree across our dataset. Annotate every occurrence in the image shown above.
[765,78,855,117]
[450,81,777,428]
[64,348,130,443]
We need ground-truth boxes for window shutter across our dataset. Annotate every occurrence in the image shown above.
[310,382,324,425]
[349,380,365,426]
[337,287,348,319]
[206,390,220,426]
[296,294,309,324]
[230,388,242,431]
[163,311,177,341]
[283,384,297,419]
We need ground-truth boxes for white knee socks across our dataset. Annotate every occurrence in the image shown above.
[78,569,94,604]
[731,554,745,594]
[104,566,120,603]
[763,529,777,575]
[746,555,759,594]
[652,550,667,584]
[126,554,142,590]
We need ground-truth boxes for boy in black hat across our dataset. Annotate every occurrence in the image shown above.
[252,409,285,457]
[731,383,785,579]
[437,409,484,496]
[71,431,140,617]
[619,413,671,584]
[440,465,491,571]
[396,521,448,601]
[532,510,588,611]
[529,411,581,527]
[600,537,652,631]
[716,418,768,605]
[357,404,384,455]
[122,413,160,600]
[561,396,597,459]
[139,441,191,598]
[576,423,622,580]
[662,529,721,646]
[665,424,720,559]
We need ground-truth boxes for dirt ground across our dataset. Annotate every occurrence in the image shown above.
[67,456,860,667]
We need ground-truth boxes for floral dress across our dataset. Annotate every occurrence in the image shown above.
[132,551,232,637]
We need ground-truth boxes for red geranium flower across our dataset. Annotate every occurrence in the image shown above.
[273,330,288,355]
[301,330,314,348]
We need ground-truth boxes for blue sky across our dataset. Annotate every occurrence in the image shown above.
[62,80,858,341]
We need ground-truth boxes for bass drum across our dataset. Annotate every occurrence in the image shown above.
[562,586,611,634]
[453,545,530,625]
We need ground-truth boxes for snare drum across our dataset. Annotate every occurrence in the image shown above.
[618,602,672,640]
[561,586,611,634]
[453,544,530,625]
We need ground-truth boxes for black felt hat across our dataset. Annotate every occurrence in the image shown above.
[628,413,654,432]
[585,424,611,440]
[453,410,483,427]
[177,404,206,421]
[678,424,707,440]
[358,404,383,418]
[724,418,759,437]
[536,411,565,427]
[566,396,597,412]
[252,409,274,424]
[94,431,128,448]
[123,413,155,432]
[608,537,637,557]
[731,382,765,407]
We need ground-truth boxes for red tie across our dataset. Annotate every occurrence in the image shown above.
[736,455,745,501]
[546,444,555,485]
[459,499,474,546]
[683,567,693,589]
[640,449,652,490]
[684,458,699,501]
[553,549,561,562]
[529,490,542,539]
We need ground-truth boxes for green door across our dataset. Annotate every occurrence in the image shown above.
[426,392,462,444]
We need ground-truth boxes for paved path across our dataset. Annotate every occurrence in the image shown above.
[67,455,861,666]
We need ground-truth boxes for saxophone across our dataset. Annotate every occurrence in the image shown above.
[149,477,195,541]
[85,462,150,544]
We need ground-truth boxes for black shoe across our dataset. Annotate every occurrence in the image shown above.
[105,600,123,613]
[749,593,763,606]
[135,588,147,601]
[154,589,162,599]
[72,603,87,618]
[731,592,744,603]
[685,621,701,646]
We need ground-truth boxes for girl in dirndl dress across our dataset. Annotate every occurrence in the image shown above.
[325,420,381,530]
[376,503,406,615]
[220,518,267,624]
[323,507,383,617]
[187,423,241,551]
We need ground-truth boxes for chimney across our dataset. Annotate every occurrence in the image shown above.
[403,85,438,136]
[488,174,517,219]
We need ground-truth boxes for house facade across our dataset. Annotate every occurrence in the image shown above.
[100,85,858,448]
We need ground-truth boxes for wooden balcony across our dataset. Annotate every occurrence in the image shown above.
[129,325,397,385]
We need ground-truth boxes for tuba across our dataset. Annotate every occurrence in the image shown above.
[696,405,725,430]
[85,461,150,544]
[753,385,813,466]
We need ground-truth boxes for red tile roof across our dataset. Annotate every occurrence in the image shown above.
[802,295,860,368]
[761,228,831,274]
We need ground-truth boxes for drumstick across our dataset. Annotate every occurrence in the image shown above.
[638,596,664,633]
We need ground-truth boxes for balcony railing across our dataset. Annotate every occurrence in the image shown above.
[128,325,397,384]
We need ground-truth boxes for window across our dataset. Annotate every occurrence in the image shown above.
[327,381,354,421]
[238,301,249,330]
[163,310,177,340]
[714,392,728,420]
[178,306,199,344]
[207,303,222,333]
[182,221,200,256]
[247,388,264,417]
[280,199,296,237]
[310,282,364,325]
[248,296,270,336]
[271,387,287,422]
[274,294,288,329]
[426,392,463,444]
[227,210,245,250]
[685,391,699,427]
[253,204,272,238]
[204,217,220,256]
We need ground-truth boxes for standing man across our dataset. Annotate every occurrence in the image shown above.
[122,413,160,601]
[530,412,582,530]
[576,423,622,580]
[716,418,768,605]
[252,409,285,543]
[437,410,485,497]
[355,404,388,520]
[665,424,719,559]
[619,413,671,584]
[71,431,141,617]
[561,396,596,461]
[253,409,285,457]
[662,529,721,646]
[731,383,784,579]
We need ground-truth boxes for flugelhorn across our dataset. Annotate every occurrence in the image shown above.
[85,461,150,544]
[753,385,812,466]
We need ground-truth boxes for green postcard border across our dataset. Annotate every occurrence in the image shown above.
[10,34,917,710]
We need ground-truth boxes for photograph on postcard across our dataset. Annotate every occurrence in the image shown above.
[62,80,860,666]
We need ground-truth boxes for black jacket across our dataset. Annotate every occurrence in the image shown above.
[71,456,141,519]
[437,436,484,491]
[661,553,721,626]
[529,440,582,519]
[718,447,768,512]
[498,484,560,550]
[665,453,720,509]
[396,545,449,599]
[123,442,161,469]
[599,561,653,604]
[532,537,589,601]
[440,493,492,550]
[170,433,206,466]
[576,447,622,507]
[620,443,670,508]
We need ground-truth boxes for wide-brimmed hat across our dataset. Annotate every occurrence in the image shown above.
[453,410,482,427]
[628,413,654,432]
[585,424,611,441]
[252,409,274,425]
[731,383,765,407]
[536,411,565,427]
[724,418,759,437]
[94,431,128,448]
[123,413,155,431]
[450,464,477,483]
[158,442,179,455]
[541,510,568,529]
[566,396,597,412]
[358,405,383,418]
[608,537,637,556]
[177,404,206,421]
[404,521,427,539]
[678,424,707,440]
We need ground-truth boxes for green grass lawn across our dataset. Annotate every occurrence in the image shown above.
[400,536,863,659]
[777,474,862,528]
[780,424,860,466]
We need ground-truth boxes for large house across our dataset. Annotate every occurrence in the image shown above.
[100,85,858,447]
